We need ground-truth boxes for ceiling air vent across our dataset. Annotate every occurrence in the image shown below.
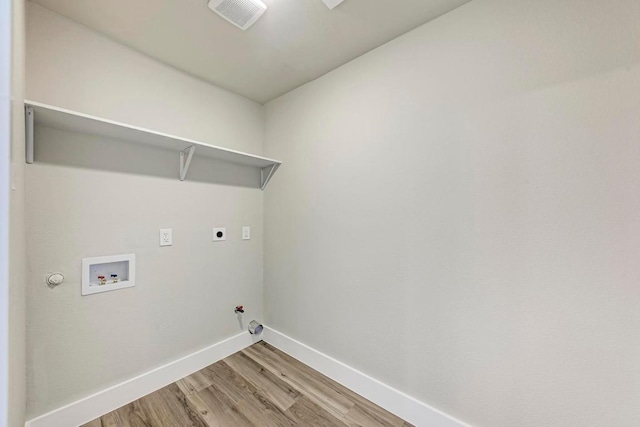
[208,0,267,31]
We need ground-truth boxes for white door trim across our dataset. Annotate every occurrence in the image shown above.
[0,0,13,424]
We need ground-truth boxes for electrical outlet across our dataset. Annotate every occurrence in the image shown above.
[159,229,172,246]
[212,227,226,242]
[242,226,251,240]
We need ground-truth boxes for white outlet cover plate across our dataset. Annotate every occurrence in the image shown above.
[212,227,226,241]
[242,226,251,240]
[159,229,173,246]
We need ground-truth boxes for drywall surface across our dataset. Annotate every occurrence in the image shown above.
[25,2,265,419]
[264,0,640,426]
[8,0,27,425]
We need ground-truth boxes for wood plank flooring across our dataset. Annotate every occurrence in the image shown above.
[82,341,414,427]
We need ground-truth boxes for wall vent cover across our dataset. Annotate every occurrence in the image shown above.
[208,0,267,31]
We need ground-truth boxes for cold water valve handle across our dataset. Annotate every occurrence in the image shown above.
[234,305,245,314]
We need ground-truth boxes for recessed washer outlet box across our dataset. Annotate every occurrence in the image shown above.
[208,0,267,31]
[82,254,135,296]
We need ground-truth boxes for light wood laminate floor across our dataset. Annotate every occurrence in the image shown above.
[82,341,413,427]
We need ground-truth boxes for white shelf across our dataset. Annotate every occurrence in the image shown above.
[24,100,281,189]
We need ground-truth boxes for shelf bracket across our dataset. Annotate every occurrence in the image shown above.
[25,106,34,164]
[179,145,196,181]
[260,163,279,190]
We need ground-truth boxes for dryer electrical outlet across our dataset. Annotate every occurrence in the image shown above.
[212,227,226,242]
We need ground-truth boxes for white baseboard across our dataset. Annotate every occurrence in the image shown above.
[262,326,472,427]
[25,327,470,427]
[25,332,259,427]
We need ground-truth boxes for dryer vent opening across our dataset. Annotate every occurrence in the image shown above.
[248,320,263,335]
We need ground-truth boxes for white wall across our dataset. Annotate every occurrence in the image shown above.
[25,2,265,419]
[9,0,27,425]
[264,0,640,426]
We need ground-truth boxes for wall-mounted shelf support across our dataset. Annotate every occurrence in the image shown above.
[25,106,34,164]
[179,145,196,181]
[261,163,279,190]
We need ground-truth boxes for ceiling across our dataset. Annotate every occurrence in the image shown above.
[29,0,471,104]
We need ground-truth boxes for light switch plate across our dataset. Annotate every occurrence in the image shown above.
[242,226,251,240]
[160,229,172,246]
[212,227,226,242]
